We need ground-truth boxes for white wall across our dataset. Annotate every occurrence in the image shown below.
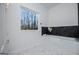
[0,4,8,53]
[48,3,78,27]
[0,4,6,51]
[6,3,48,54]
[0,4,3,49]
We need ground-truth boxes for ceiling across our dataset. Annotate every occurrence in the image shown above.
[40,3,60,9]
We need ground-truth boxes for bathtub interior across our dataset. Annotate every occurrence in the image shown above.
[17,35,79,55]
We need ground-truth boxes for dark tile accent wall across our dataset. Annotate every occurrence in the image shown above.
[42,26,79,38]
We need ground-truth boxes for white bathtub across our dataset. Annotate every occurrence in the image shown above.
[18,35,79,55]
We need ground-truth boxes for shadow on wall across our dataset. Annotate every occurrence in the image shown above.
[76,39,79,55]
[75,38,79,42]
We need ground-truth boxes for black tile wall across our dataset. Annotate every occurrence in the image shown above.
[42,26,79,38]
